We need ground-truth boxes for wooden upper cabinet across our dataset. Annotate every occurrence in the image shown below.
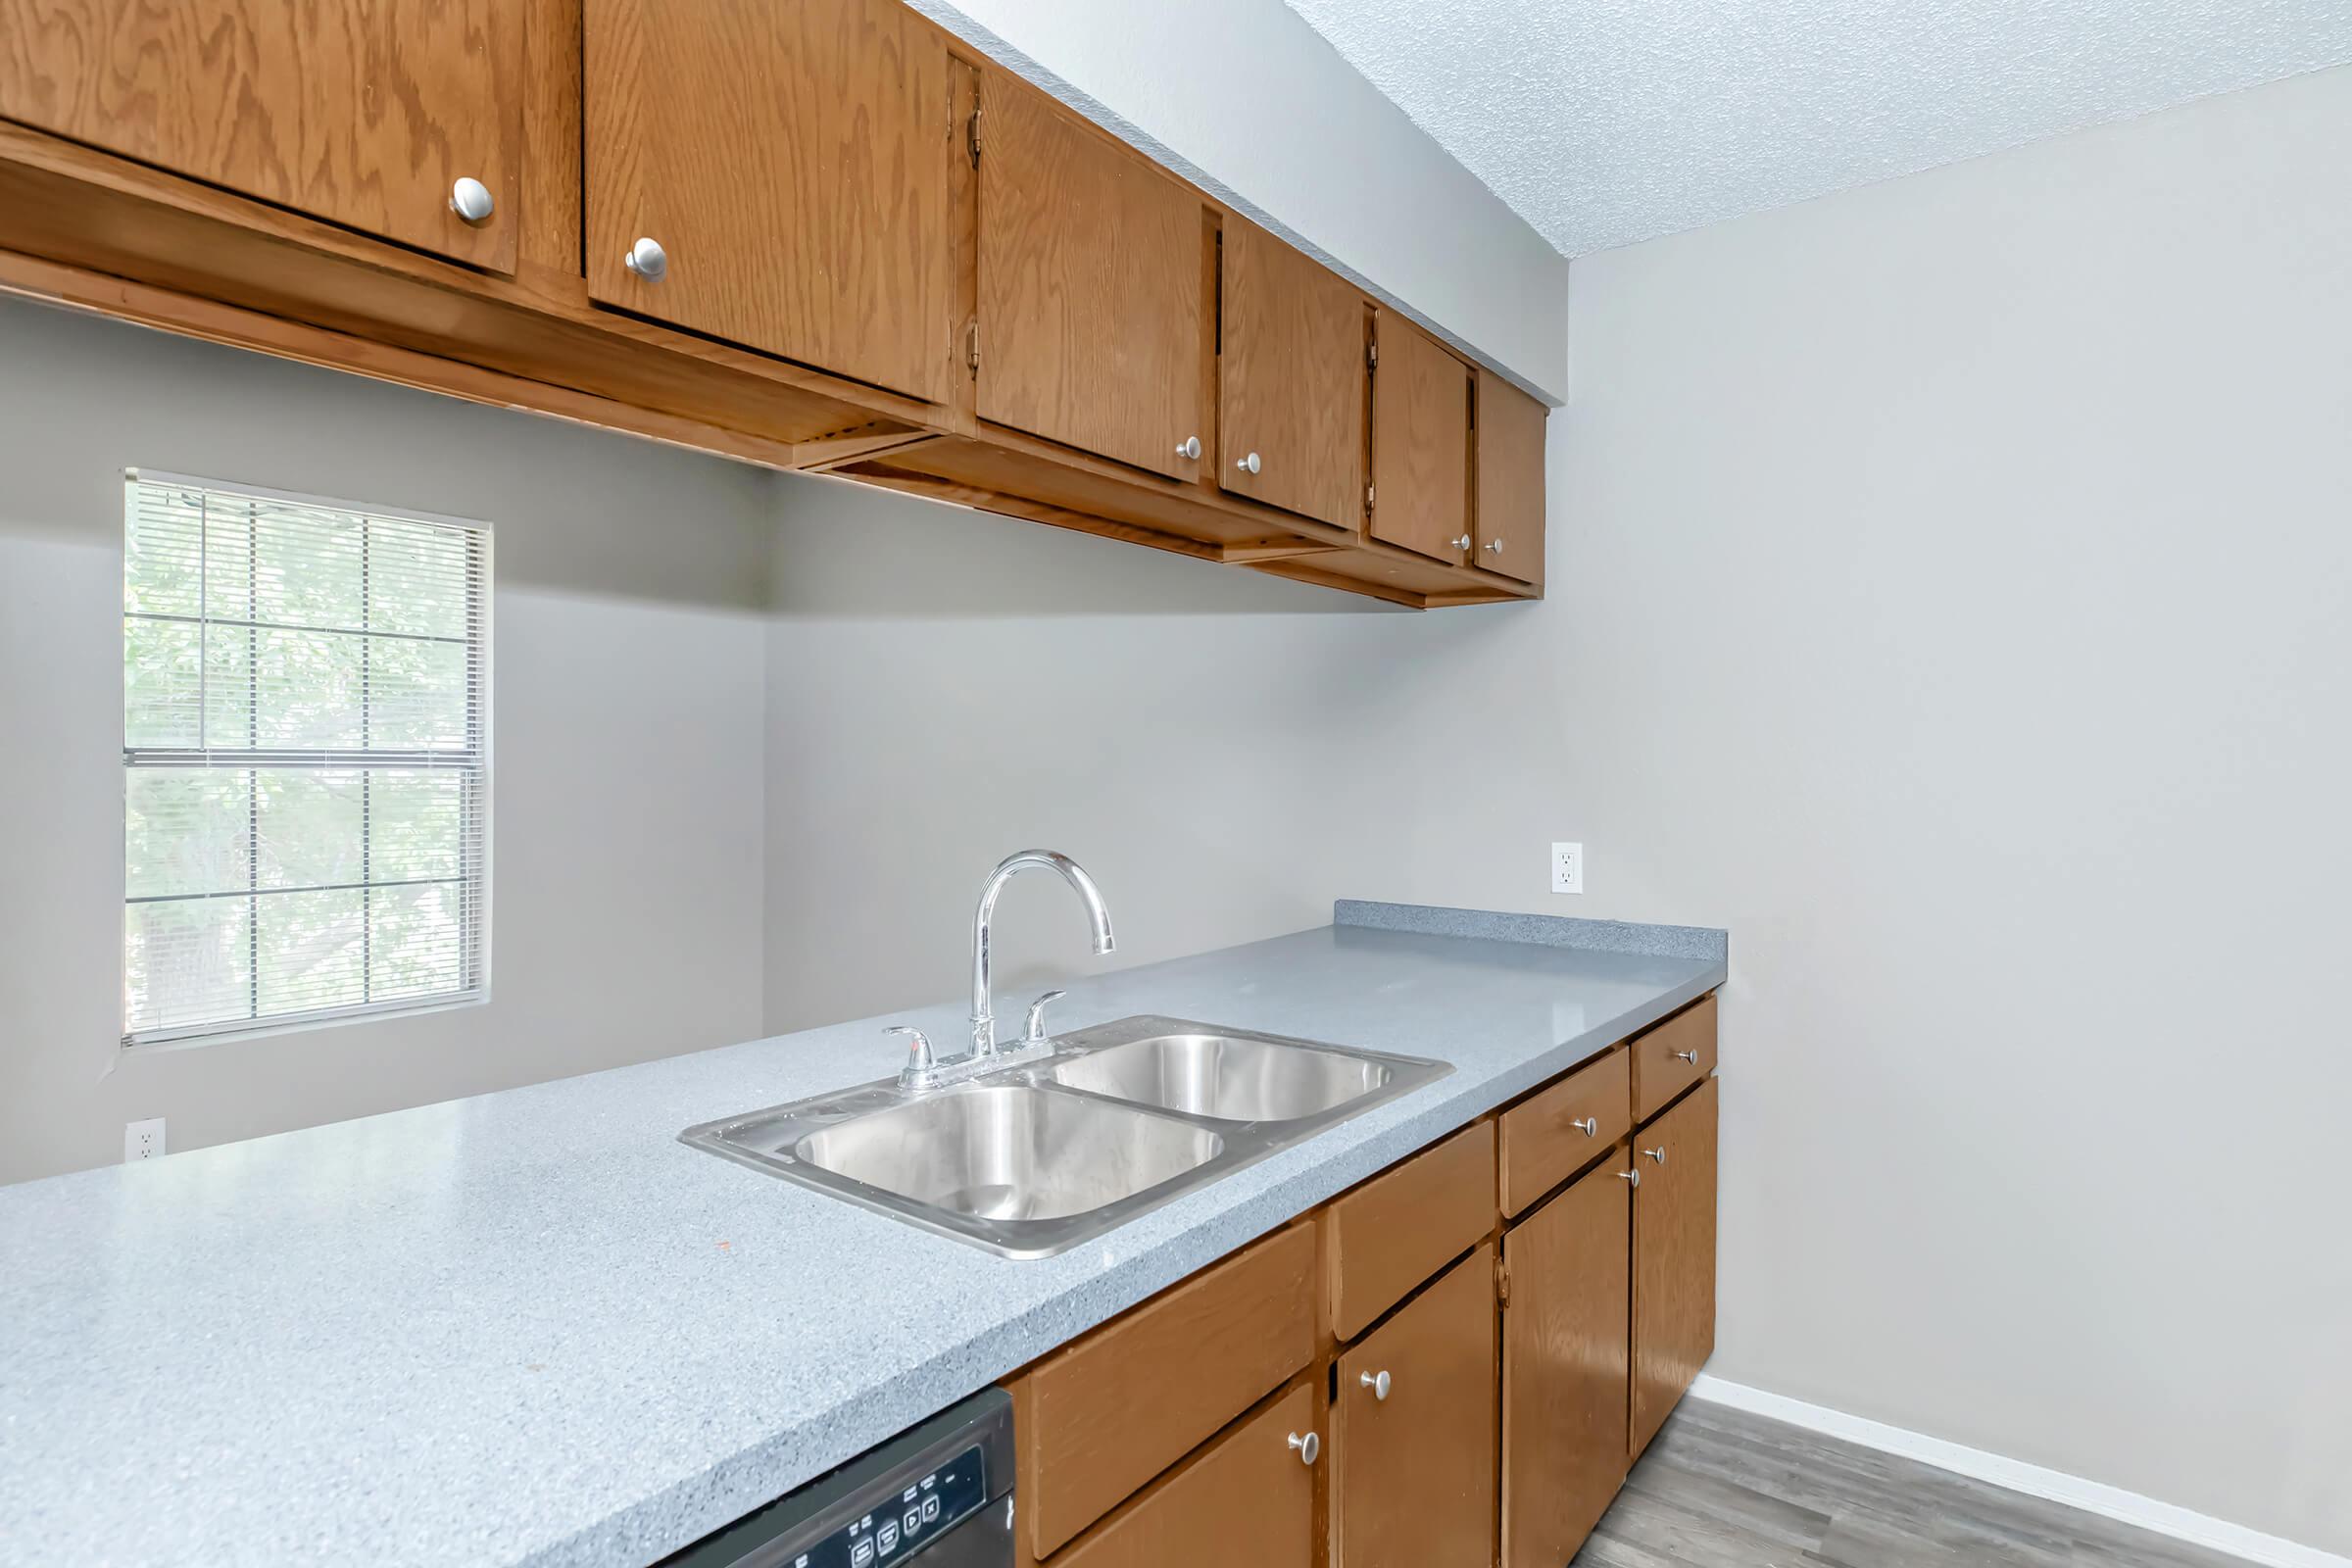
[1632,1075,1719,1456]
[0,0,521,271]
[1369,311,1472,564]
[1332,1244,1499,1568]
[978,79,1204,480]
[1474,368,1546,585]
[583,0,958,403]
[1218,220,1365,528]
[1501,1156,1631,1568]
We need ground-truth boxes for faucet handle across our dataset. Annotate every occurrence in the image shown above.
[888,1025,938,1089]
[1023,990,1068,1045]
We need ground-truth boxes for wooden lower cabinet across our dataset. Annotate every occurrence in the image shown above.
[1631,1077,1720,1456]
[1010,1004,1719,1568]
[1048,1384,1316,1568]
[1501,1157,1631,1567]
[1332,1244,1499,1568]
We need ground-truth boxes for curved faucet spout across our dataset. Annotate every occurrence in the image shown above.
[970,850,1115,1057]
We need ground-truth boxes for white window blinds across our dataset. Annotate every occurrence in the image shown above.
[122,471,491,1046]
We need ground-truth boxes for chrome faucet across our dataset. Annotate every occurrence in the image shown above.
[887,850,1116,1093]
[970,850,1115,1057]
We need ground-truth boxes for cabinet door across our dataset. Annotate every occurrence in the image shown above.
[1054,1384,1316,1568]
[1501,1157,1630,1568]
[1333,1243,1498,1568]
[1474,368,1545,585]
[0,0,520,271]
[585,0,957,403]
[1632,1075,1719,1455]
[1369,311,1472,564]
[1219,220,1364,528]
[978,83,1204,479]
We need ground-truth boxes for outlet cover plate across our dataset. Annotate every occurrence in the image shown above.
[1550,842,1584,895]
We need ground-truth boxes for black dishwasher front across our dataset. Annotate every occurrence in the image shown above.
[662,1387,1013,1568]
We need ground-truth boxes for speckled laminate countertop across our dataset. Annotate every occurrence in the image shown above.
[0,903,1726,1568]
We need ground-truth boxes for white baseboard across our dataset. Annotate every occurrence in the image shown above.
[1686,1374,2348,1568]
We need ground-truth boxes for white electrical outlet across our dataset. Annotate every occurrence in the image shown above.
[124,1117,166,1163]
[1550,842,1584,895]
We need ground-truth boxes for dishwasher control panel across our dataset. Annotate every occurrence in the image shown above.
[814,1445,987,1567]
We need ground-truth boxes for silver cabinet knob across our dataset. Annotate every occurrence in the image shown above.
[1484,538,1505,554]
[1617,1168,1641,1188]
[1359,1368,1392,1401]
[1643,1147,1667,1164]
[448,176,495,223]
[1235,451,1261,474]
[1287,1430,1320,1465]
[1175,435,1201,461]
[1448,534,1473,551]
[1671,1049,1699,1064]
[1570,1115,1598,1137]
[1022,989,1067,1045]
[624,236,669,282]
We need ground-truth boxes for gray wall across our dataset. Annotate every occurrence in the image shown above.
[761,65,2352,1556]
[0,299,772,1185]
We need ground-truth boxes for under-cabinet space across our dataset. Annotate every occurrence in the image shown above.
[978,76,1206,479]
[1632,1075,1719,1456]
[1332,1243,1500,1568]
[1501,1154,1632,1567]
[1474,368,1546,585]
[583,0,960,402]
[0,0,524,272]
[1046,1383,1317,1568]
[1217,218,1368,529]
[1369,310,1474,564]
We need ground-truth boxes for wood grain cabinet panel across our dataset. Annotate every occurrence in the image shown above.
[1497,1047,1630,1218]
[0,0,522,271]
[1632,1076,1718,1457]
[1333,1244,1498,1568]
[583,0,957,403]
[1633,994,1718,1125]
[1053,1384,1316,1568]
[977,81,1204,479]
[1501,1156,1631,1568]
[1325,1119,1496,1342]
[1369,310,1472,563]
[1474,368,1546,585]
[1218,218,1365,528]
[1014,1221,1316,1559]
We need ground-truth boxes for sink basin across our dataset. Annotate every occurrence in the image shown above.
[680,1015,1449,1258]
[1049,1029,1395,1122]
[795,1084,1221,1222]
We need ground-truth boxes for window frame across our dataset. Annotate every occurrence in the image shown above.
[119,468,495,1050]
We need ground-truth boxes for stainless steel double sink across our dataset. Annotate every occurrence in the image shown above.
[680,1015,1451,1258]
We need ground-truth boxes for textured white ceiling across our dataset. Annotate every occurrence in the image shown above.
[1278,1,2352,257]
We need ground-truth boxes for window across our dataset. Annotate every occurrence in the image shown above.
[122,471,490,1046]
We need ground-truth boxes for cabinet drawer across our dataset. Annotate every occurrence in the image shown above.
[1326,1121,1496,1342]
[1496,1048,1630,1217]
[1333,1244,1499,1568]
[1632,994,1717,1124]
[1054,1384,1316,1568]
[1015,1221,1316,1558]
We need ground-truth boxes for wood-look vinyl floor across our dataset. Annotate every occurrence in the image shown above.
[1572,1400,2257,1568]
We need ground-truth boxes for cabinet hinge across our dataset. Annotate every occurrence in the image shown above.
[967,106,983,168]
[1365,481,1376,514]
[1495,1255,1511,1308]
[1367,339,1379,371]
[964,318,980,375]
